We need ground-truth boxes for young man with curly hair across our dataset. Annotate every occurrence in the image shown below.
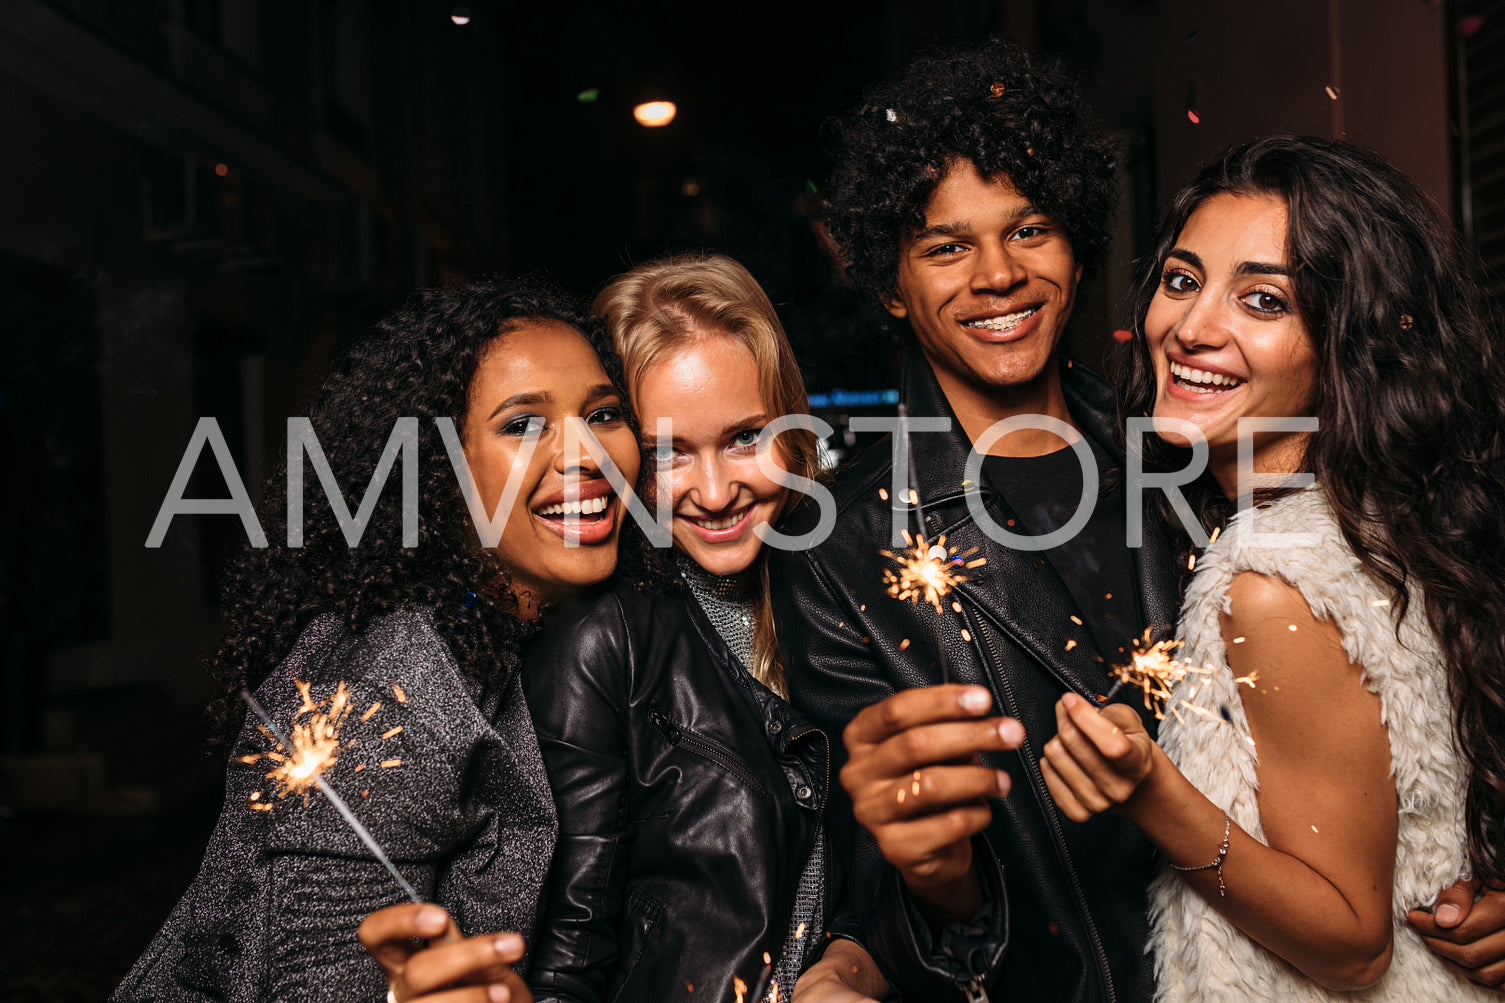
[778,36,1505,1003]
[774,38,1173,1001]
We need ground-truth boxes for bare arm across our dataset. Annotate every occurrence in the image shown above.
[1043,571,1398,990]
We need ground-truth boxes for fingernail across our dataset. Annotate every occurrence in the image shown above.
[417,905,447,932]
[1436,903,1462,926]
[960,688,991,712]
[493,933,523,955]
[488,985,510,1003]
[1062,693,1080,709]
[996,770,1012,795]
[999,719,1025,744]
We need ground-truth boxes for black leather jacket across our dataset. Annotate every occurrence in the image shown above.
[771,353,1180,1002]
[522,582,830,1003]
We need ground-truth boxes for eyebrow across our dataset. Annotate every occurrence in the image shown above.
[910,204,1044,244]
[488,391,549,421]
[1167,248,1289,277]
[645,413,770,446]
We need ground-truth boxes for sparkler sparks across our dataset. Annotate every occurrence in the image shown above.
[246,680,355,806]
[1100,629,1257,721]
[880,531,985,614]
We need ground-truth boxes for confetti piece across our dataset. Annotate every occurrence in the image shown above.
[961,629,973,642]
[250,802,273,811]
[380,758,402,768]
[908,489,919,506]
[859,604,867,611]
[576,88,600,103]
[878,488,889,501]
[862,636,870,644]
[912,779,921,795]
[900,638,911,649]
[952,601,963,613]
[1209,526,1221,545]
[381,725,403,739]
[238,754,261,764]
[1066,639,1078,651]
[450,7,471,26]
[1371,599,1390,607]
[1288,624,1298,631]
[361,789,370,797]
[1233,636,1246,644]
[392,684,407,703]
[1112,328,1134,342]
[1105,593,1113,600]
[1071,615,1083,626]
[1187,109,1201,125]
[1311,825,1320,833]
[686,980,694,992]
[885,108,898,122]
[795,922,806,939]
[1188,553,1197,570]
[249,791,262,800]
[1026,147,1035,156]
[897,788,906,803]
[1325,85,1340,100]
[354,763,365,772]
[361,701,382,722]
[990,81,1007,97]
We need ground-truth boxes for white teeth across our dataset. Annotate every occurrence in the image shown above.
[537,495,609,518]
[964,307,1039,332]
[1169,360,1244,390]
[691,511,745,531]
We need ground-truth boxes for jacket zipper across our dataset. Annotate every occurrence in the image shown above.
[974,616,1117,1003]
[648,709,770,799]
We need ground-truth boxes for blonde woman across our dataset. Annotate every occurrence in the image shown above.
[520,253,879,1002]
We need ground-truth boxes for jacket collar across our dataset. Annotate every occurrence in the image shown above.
[898,349,1180,697]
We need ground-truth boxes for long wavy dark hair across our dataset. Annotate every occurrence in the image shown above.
[204,277,629,746]
[1116,135,1505,886]
[821,36,1118,321]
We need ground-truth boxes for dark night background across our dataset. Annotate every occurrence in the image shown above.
[0,1,1499,998]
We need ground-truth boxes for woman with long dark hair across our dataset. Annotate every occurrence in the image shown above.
[114,278,641,1003]
[1040,135,1505,999]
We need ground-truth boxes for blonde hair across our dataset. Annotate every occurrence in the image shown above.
[595,252,819,698]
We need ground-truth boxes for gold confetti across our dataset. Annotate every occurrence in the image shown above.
[249,790,261,800]
[1325,85,1339,100]
[361,789,370,797]
[952,601,963,613]
[1070,615,1083,626]
[1208,526,1221,545]
[795,922,806,939]
[391,683,407,703]
[1311,824,1320,833]
[360,701,382,722]
[1288,624,1298,631]
[354,763,365,772]
[237,754,262,764]
[1104,593,1113,600]
[878,488,889,501]
[912,779,921,795]
[1232,636,1246,644]
[897,788,906,803]
[1371,598,1390,607]
[380,758,402,768]
[900,638,911,649]
[1188,553,1197,570]
[961,629,972,642]
[380,725,403,740]
[1065,639,1077,651]
[250,802,273,812]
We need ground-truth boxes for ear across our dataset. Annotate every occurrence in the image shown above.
[883,295,909,320]
[1074,263,1083,286]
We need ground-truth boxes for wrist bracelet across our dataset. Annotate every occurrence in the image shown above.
[1171,810,1231,898]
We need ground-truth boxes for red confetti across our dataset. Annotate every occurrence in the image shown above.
[1187,109,1201,125]
[1112,328,1134,342]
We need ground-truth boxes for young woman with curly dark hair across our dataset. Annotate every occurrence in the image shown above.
[113,278,641,1003]
[1042,135,1505,999]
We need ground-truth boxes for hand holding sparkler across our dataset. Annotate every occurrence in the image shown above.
[358,903,532,1003]
[1040,693,1159,823]
[838,684,1024,923]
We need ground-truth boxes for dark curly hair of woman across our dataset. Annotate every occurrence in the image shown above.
[203,277,630,747]
[1116,134,1505,887]
[821,36,1117,321]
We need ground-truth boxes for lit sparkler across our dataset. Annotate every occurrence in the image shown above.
[239,685,422,903]
[878,403,988,684]
[1099,628,1257,722]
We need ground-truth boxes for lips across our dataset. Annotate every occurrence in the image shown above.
[531,479,619,545]
[1169,359,1245,393]
[963,306,1040,333]
[679,504,754,543]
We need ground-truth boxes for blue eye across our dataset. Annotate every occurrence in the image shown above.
[731,428,762,450]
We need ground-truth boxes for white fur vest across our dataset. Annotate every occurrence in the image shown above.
[1148,487,1490,1001]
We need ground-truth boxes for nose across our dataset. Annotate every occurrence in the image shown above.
[1169,288,1232,352]
[970,238,1026,296]
[685,453,736,513]
[557,418,607,481]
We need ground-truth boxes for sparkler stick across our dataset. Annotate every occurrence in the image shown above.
[240,687,422,904]
[745,953,774,1003]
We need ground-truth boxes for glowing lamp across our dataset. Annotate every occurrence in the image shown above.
[633,101,677,127]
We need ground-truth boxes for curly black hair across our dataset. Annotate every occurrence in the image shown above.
[821,36,1118,321]
[1117,135,1505,887]
[203,276,629,746]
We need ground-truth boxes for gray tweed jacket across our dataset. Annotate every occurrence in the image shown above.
[112,608,557,1002]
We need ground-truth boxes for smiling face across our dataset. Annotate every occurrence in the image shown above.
[633,332,790,578]
[1144,193,1319,492]
[460,319,640,614]
[886,158,1082,424]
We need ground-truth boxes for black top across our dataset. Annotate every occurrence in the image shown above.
[983,437,1141,664]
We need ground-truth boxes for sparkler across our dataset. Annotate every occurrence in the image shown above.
[1098,628,1257,722]
[879,403,988,684]
[240,686,422,904]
